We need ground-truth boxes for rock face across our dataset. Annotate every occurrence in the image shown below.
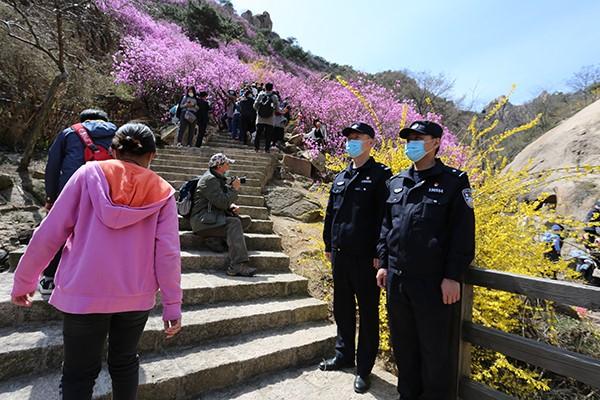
[283,154,313,178]
[265,187,323,223]
[507,99,600,220]
[241,10,273,31]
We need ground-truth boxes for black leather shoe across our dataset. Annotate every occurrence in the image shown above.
[354,375,370,393]
[318,356,354,371]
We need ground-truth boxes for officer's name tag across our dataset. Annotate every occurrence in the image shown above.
[429,187,444,194]
[360,179,372,184]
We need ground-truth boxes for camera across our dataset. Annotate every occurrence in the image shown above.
[227,176,246,185]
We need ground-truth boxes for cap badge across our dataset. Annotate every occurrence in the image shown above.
[393,188,403,193]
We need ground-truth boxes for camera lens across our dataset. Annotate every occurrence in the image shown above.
[239,177,247,184]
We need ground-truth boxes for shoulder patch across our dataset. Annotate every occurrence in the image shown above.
[462,188,474,209]
[443,165,465,178]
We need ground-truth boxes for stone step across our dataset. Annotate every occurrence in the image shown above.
[0,271,303,327]
[206,140,254,149]
[206,144,268,152]
[152,158,270,170]
[0,322,336,400]
[155,154,272,166]
[170,204,269,220]
[0,297,327,381]
[178,217,272,233]
[180,232,282,252]
[158,172,262,187]
[180,250,289,272]
[237,205,269,219]
[170,194,265,207]
[170,181,263,196]
[151,165,265,181]
[160,147,276,160]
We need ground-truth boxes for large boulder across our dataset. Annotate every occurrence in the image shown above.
[507,99,600,220]
[241,10,273,32]
[283,155,312,178]
[265,187,322,223]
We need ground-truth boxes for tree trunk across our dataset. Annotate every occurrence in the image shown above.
[17,71,68,172]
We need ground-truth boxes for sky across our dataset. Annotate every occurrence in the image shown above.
[230,0,600,109]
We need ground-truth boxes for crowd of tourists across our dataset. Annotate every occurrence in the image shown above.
[174,81,294,153]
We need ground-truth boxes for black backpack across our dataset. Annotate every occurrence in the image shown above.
[240,98,255,118]
[257,94,274,118]
[176,178,199,218]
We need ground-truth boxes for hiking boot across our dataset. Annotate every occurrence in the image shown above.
[38,276,55,301]
[204,237,227,252]
[226,263,256,277]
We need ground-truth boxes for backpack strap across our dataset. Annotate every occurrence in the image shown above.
[71,123,99,153]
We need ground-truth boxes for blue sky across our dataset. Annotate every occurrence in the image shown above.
[230,0,600,108]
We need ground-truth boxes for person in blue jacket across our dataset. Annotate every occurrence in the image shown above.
[41,108,117,298]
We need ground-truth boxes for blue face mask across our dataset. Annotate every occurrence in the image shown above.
[346,140,365,158]
[405,140,427,162]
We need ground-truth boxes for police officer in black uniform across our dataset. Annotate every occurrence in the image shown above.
[376,121,475,400]
[320,122,392,393]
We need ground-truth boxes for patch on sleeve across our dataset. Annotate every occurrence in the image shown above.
[462,188,474,209]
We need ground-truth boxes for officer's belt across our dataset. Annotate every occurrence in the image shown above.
[388,266,440,279]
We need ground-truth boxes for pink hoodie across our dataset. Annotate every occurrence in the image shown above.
[11,160,182,321]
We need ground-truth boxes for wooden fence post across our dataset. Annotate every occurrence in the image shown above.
[451,283,474,399]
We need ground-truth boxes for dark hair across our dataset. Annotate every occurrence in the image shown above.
[313,118,321,126]
[186,86,197,97]
[265,82,273,91]
[199,91,208,98]
[79,109,108,123]
[111,123,156,155]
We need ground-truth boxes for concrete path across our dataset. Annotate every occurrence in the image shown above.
[198,366,399,400]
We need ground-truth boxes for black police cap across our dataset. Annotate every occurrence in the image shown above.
[399,120,443,139]
[342,122,375,138]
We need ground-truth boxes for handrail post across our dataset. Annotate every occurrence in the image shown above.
[451,283,474,399]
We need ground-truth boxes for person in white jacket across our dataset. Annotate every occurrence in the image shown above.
[304,119,328,146]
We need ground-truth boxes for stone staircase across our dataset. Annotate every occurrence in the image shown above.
[0,131,336,399]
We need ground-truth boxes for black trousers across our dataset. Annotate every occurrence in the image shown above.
[255,123,273,152]
[331,250,379,376]
[386,272,454,400]
[194,120,208,147]
[61,310,150,400]
[240,116,253,145]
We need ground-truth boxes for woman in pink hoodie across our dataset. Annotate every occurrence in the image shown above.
[11,123,182,400]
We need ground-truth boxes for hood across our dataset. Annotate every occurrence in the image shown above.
[86,160,175,229]
[80,120,117,139]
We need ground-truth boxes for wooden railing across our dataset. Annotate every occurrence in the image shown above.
[452,267,600,399]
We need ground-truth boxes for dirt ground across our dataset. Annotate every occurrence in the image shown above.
[271,215,331,305]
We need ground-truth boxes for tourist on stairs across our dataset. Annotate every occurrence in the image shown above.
[11,123,183,400]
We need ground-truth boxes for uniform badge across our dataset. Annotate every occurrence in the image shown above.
[462,189,474,209]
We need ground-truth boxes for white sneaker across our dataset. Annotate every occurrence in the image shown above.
[38,276,55,301]
[176,143,183,148]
